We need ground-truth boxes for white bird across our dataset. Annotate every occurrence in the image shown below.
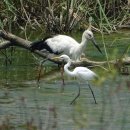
[30,29,102,61]
[54,54,97,104]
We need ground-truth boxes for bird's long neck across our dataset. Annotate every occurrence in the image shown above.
[64,60,75,77]
[78,33,88,52]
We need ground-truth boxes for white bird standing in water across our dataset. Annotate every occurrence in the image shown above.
[54,54,97,104]
[30,28,102,61]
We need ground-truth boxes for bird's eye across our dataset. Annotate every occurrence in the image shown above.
[88,34,92,37]
[60,58,64,61]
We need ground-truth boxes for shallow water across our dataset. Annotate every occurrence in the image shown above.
[0,30,130,130]
[1,77,130,130]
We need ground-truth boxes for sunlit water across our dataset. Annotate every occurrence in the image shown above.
[0,30,130,130]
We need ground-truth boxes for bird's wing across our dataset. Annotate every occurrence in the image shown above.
[46,35,79,54]
[30,36,52,51]
[74,67,97,81]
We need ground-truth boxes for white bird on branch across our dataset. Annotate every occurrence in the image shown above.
[30,27,102,61]
[53,54,98,104]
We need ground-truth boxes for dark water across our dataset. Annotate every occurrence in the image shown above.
[0,30,130,130]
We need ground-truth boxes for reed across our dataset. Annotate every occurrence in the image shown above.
[0,0,129,33]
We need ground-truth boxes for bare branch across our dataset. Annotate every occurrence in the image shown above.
[0,30,60,64]
[0,41,12,49]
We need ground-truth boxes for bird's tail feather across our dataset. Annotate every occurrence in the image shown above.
[30,36,51,51]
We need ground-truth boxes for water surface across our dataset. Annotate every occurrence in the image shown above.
[0,30,130,130]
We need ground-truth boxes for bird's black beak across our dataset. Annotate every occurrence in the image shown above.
[91,38,102,54]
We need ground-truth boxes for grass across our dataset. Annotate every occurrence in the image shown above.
[0,0,129,33]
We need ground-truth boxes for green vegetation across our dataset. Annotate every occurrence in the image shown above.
[0,1,130,130]
[0,0,129,33]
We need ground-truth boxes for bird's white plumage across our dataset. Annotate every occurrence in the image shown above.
[31,29,102,61]
[59,54,97,81]
[46,35,79,55]
[57,54,97,104]
[74,67,97,81]
[45,30,101,61]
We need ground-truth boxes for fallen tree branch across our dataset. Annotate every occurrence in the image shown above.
[0,30,60,64]
[0,30,130,68]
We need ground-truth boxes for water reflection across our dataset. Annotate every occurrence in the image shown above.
[0,75,130,130]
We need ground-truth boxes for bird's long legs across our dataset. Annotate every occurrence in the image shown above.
[88,84,97,104]
[37,58,48,88]
[60,65,65,92]
[60,62,65,85]
[70,84,80,105]
[58,62,65,92]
